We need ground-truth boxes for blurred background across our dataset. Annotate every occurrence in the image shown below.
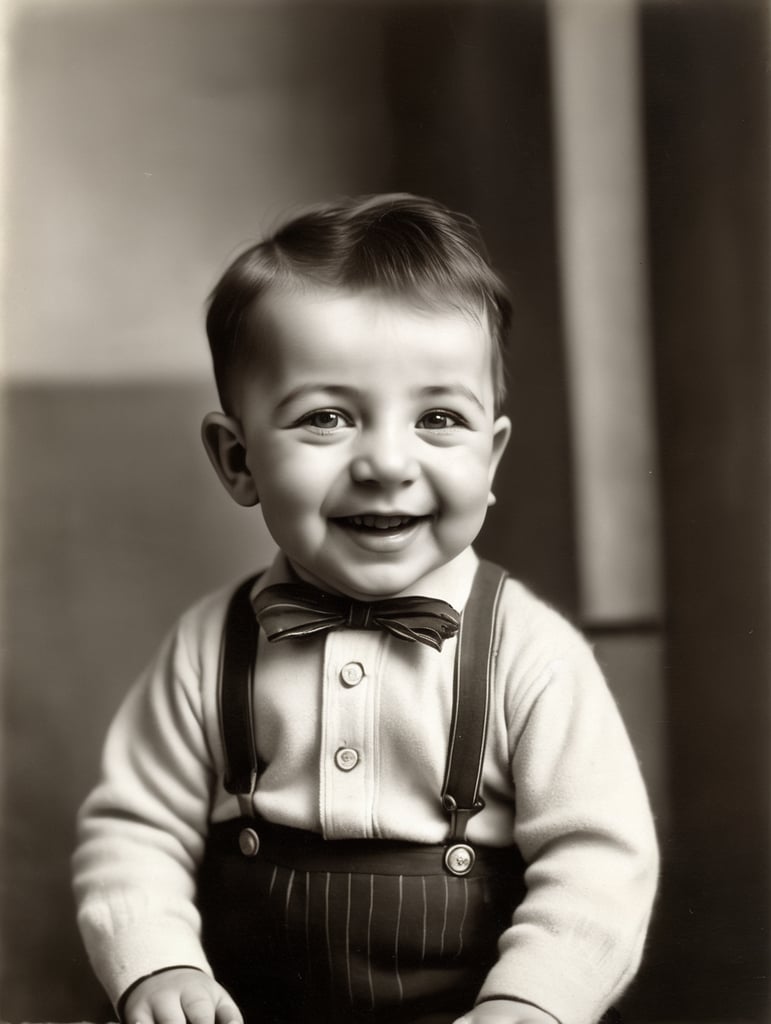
[0,0,768,1021]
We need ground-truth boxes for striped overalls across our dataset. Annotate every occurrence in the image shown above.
[197,562,528,1024]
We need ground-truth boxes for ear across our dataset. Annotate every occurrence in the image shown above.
[488,415,512,486]
[201,412,259,507]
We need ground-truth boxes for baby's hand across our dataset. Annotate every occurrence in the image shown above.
[454,999,557,1024]
[123,967,243,1024]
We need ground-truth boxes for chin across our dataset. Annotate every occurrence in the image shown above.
[335,567,428,600]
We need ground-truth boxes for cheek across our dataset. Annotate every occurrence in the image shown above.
[253,444,342,513]
[434,448,494,509]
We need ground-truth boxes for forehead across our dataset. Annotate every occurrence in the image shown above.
[246,286,495,388]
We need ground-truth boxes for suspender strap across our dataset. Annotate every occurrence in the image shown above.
[217,561,509,850]
[219,573,262,796]
[441,559,508,845]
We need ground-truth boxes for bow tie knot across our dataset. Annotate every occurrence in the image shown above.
[252,582,461,651]
[346,601,374,630]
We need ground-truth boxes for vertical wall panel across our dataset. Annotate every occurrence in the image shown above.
[549,0,661,624]
[547,9,667,1016]
[641,1,770,1019]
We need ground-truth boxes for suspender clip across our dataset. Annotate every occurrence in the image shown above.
[442,795,487,875]
[446,803,473,845]
[442,795,485,841]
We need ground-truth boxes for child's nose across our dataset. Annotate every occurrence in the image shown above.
[349,429,419,487]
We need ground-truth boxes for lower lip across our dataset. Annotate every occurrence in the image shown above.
[330,518,426,553]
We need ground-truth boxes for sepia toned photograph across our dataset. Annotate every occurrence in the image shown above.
[1,2,768,1023]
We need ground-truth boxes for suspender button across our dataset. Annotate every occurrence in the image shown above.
[445,843,475,876]
[238,827,260,857]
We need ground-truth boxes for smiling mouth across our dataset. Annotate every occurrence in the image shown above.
[333,514,428,532]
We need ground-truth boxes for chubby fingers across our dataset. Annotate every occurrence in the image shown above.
[179,979,241,1024]
[178,980,219,1024]
[124,968,243,1024]
[212,988,243,1024]
[130,984,191,1024]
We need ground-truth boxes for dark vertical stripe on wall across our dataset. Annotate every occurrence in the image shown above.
[382,1,577,614]
[640,1,770,1020]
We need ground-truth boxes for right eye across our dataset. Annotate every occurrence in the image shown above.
[297,409,353,433]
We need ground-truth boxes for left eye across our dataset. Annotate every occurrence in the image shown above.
[417,410,461,430]
[300,409,351,431]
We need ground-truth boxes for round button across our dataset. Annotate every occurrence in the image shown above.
[444,843,475,876]
[238,827,260,857]
[334,747,360,772]
[340,662,364,687]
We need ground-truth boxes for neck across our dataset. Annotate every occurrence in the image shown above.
[282,547,479,607]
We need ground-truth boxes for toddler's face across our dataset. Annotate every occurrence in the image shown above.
[217,287,510,599]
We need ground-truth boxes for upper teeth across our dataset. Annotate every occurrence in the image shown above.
[350,515,412,529]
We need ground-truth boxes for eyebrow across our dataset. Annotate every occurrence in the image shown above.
[274,382,486,413]
[418,384,485,412]
[274,384,358,413]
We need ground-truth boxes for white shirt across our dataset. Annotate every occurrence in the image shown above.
[73,546,659,1024]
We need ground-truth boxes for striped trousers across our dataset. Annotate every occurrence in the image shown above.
[198,816,527,1024]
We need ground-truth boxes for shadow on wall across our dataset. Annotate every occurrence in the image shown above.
[1,382,278,1018]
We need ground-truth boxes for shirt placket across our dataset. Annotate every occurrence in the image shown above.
[319,629,384,838]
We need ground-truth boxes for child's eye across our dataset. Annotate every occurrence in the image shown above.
[298,409,352,433]
[417,410,463,430]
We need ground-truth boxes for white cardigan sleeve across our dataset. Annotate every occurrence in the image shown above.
[72,592,228,1008]
[477,598,659,1023]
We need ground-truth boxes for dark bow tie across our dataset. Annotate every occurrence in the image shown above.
[251,582,461,652]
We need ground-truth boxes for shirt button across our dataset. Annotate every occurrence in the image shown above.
[334,747,360,772]
[340,662,364,687]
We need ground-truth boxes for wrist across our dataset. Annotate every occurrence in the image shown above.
[117,965,205,1022]
[475,997,560,1024]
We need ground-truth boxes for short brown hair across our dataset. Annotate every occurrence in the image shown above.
[206,193,510,412]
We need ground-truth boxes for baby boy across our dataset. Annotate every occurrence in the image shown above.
[73,193,658,1024]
